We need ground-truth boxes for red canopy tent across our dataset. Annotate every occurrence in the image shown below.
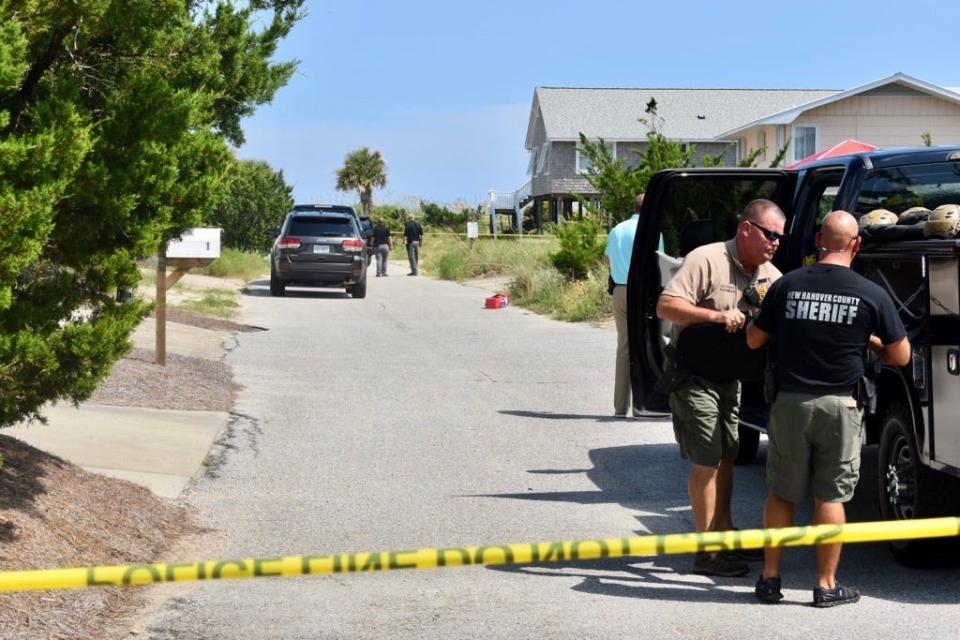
[786,139,878,169]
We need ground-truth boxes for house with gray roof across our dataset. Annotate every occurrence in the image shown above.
[490,73,960,233]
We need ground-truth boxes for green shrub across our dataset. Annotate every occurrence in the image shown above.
[550,219,605,279]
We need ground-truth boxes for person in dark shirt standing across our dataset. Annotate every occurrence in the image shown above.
[404,213,425,276]
[372,218,392,277]
[746,210,910,607]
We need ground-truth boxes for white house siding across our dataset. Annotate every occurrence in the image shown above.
[745,125,779,163]
[792,95,960,149]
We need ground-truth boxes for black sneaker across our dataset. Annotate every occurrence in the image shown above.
[812,583,860,608]
[692,551,749,577]
[755,575,783,604]
[731,546,765,562]
[728,528,765,561]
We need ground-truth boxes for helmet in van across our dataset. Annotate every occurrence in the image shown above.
[924,204,960,238]
[859,209,898,227]
[897,206,931,225]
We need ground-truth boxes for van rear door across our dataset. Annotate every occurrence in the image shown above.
[627,168,796,413]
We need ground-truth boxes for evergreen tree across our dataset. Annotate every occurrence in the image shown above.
[0,0,304,427]
[208,159,295,253]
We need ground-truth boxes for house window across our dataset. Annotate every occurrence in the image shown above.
[793,126,817,160]
[757,130,767,160]
[536,142,550,175]
[577,141,616,174]
[527,147,538,176]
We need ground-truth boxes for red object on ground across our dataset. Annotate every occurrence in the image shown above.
[787,139,878,169]
[484,293,509,309]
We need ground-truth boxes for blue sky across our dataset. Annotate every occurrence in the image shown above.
[237,0,960,208]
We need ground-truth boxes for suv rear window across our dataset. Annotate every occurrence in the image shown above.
[287,216,356,237]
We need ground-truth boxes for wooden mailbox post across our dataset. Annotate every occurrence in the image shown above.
[156,228,221,366]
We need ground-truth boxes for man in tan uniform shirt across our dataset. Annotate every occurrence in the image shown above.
[657,198,784,577]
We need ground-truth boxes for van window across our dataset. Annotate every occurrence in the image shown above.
[659,178,781,258]
[856,162,960,217]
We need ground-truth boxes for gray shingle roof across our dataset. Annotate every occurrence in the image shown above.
[529,87,839,147]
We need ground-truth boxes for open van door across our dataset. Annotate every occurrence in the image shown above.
[626,168,797,418]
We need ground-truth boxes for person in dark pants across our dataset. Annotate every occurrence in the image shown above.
[372,218,392,277]
[747,210,910,607]
[404,213,424,275]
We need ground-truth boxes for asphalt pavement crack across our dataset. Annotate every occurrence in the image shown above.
[202,411,263,478]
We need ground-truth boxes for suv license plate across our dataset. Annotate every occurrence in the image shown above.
[313,244,330,254]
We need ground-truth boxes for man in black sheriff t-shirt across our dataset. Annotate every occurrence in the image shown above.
[746,210,910,607]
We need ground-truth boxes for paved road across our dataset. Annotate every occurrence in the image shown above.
[144,273,960,639]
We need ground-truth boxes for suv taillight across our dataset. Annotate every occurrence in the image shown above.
[341,239,364,252]
[279,237,301,249]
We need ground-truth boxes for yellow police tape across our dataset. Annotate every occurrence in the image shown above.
[1,516,957,592]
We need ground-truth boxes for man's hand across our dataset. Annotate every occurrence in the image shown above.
[716,308,746,333]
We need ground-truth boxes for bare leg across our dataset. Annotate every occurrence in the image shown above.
[813,499,845,589]
[689,464,719,532]
[762,493,795,579]
[713,457,735,530]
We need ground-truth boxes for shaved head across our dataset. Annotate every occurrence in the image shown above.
[817,210,861,264]
[820,211,859,249]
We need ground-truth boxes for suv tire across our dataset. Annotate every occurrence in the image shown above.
[878,401,960,567]
[270,270,285,297]
[350,277,367,299]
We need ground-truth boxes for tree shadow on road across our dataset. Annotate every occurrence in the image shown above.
[483,442,960,606]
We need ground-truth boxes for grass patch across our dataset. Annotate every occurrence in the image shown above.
[387,231,612,323]
[509,266,612,322]
[194,248,269,281]
[175,289,240,319]
[422,235,555,281]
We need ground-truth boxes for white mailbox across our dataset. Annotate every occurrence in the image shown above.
[166,227,221,259]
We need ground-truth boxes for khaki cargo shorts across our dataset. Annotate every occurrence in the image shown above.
[766,392,864,503]
[669,376,741,467]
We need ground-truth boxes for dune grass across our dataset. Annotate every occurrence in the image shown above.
[194,248,269,281]
[422,233,612,322]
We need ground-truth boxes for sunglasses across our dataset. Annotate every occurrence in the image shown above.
[747,220,788,242]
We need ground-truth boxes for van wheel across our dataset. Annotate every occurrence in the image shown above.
[351,277,367,299]
[269,271,285,297]
[878,402,960,567]
[735,424,760,465]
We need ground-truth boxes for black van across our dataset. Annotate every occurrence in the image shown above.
[627,146,960,565]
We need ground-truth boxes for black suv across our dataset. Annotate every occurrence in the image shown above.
[628,146,960,565]
[269,209,368,298]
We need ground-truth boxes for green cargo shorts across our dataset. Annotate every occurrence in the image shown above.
[669,376,741,467]
[766,392,864,503]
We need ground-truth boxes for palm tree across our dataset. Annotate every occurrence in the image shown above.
[335,147,387,217]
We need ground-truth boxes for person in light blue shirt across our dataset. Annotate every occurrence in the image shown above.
[604,193,645,417]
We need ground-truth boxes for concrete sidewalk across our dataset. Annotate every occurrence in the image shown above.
[7,404,226,498]
[8,313,236,499]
